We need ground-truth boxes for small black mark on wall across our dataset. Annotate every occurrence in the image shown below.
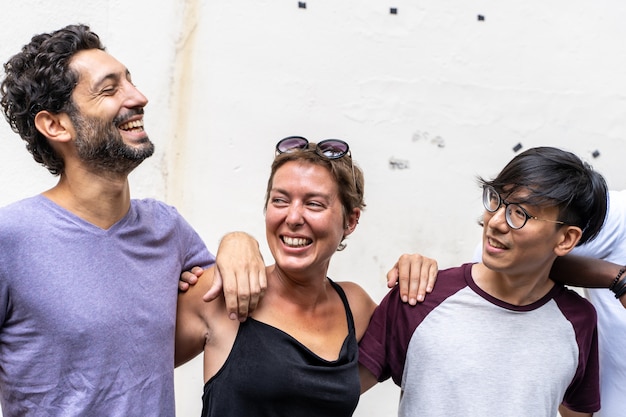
[389,158,410,170]
[513,143,523,152]
[390,8,398,14]
[477,14,485,21]
[412,131,445,148]
[298,2,306,9]
[592,150,600,158]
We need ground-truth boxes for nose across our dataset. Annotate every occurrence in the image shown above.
[285,203,304,227]
[485,205,509,231]
[122,80,148,108]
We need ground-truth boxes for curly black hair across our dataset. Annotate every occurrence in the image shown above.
[1,24,104,175]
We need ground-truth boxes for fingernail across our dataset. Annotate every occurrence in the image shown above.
[229,313,237,320]
[409,298,417,305]
[402,295,408,303]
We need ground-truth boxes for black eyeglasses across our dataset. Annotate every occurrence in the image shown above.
[276,136,357,188]
[482,185,566,230]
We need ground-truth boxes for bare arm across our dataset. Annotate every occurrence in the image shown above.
[551,254,626,307]
[558,404,592,417]
[178,232,267,320]
[359,364,379,394]
[175,267,217,367]
[386,253,439,304]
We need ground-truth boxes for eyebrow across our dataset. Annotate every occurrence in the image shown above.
[92,68,132,91]
[271,187,333,200]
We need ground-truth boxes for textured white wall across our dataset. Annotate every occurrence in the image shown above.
[1,1,625,416]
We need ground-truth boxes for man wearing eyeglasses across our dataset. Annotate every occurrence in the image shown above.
[358,146,606,417]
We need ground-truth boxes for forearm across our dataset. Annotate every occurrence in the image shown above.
[358,364,378,394]
[558,404,592,417]
[551,254,621,288]
[551,254,626,308]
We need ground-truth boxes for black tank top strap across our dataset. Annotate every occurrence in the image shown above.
[327,277,356,334]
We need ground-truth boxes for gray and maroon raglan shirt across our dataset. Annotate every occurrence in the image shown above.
[359,263,600,417]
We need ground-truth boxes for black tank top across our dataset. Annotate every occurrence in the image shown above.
[201,278,360,417]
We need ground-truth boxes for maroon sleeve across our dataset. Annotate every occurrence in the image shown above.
[358,264,471,386]
[358,285,415,386]
[555,288,601,413]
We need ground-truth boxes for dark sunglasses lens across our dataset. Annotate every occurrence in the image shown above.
[277,136,309,153]
[317,140,349,159]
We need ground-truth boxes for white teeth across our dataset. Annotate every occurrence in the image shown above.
[489,238,506,249]
[119,120,144,131]
[283,236,311,247]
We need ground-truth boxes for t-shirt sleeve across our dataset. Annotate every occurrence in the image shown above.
[359,264,469,387]
[558,293,601,413]
[158,202,214,272]
[358,286,415,386]
[177,215,215,271]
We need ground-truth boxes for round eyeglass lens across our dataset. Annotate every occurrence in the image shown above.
[277,136,309,153]
[317,140,349,159]
[505,204,527,229]
[483,186,500,212]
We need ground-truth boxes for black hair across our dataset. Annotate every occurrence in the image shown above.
[1,24,105,175]
[479,146,608,245]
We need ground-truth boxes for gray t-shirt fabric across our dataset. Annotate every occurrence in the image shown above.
[0,195,214,416]
[359,262,600,416]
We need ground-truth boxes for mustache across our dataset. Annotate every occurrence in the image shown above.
[113,107,144,125]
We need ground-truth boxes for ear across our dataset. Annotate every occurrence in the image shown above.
[554,226,583,256]
[343,208,361,237]
[34,110,73,143]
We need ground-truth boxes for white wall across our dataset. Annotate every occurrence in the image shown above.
[1,1,625,416]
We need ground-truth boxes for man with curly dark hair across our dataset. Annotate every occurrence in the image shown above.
[0,24,264,416]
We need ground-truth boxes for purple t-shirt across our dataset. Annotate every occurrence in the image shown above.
[359,263,600,416]
[0,195,214,416]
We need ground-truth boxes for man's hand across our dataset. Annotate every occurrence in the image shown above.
[386,253,438,305]
[210,232,267,321]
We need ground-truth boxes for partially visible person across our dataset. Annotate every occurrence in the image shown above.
[0,24,263,416]
[549,190,626,417]
[359,146,607,417]
[177,136,438,416]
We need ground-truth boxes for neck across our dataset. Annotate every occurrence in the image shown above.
[472,262,556,306]
[44,167,132,230]
[265,264,331,310]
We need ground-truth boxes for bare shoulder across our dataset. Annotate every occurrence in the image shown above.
[335,281,377,341]
[336,281,373,303]
[177,266,227,323]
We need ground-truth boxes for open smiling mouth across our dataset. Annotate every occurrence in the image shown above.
[282,236,312,248]
[488,237,507,249]
[118,119,144,132]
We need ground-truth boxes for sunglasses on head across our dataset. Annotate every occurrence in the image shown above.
[275,136,351,159]
[275,136,356,188]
